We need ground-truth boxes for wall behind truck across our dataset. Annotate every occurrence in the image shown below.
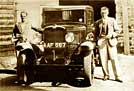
[0,0,15,57]
[15,0,59,28]
[0,0,16,69]
[115,0,134,55]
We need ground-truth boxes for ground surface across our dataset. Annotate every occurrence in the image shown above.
[0,54,134,91]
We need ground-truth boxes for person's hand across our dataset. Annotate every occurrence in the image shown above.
[105,34,112,39]
[112,32,117,38]
[11,38,18,42]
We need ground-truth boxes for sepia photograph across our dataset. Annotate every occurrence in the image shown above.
[0,0,134,91]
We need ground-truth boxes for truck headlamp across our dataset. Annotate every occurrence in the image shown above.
[65,32,74,43]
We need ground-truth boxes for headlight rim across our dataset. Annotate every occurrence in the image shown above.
[65,32,75,43]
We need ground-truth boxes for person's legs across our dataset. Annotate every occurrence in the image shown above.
[17,53,26,83]
[108,45,122,82]
[98,45,109,80]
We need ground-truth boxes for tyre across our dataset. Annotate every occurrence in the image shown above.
[83,51,94,85]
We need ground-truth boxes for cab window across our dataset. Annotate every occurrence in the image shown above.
[42,10,84,23]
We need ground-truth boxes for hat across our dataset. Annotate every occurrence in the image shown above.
[108,38,118,47]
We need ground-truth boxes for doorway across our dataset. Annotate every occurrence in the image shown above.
[59,0,116,21]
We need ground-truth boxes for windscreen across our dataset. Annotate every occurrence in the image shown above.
[43,10,84,23]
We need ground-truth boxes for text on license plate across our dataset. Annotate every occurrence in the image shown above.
[44,42,66,48]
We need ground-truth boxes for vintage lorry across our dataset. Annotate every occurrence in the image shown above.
[15,5,95,87]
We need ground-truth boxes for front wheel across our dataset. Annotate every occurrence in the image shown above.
[83,51,94,85]
[67,75,91,87]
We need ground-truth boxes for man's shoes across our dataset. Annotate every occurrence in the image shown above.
[115,79,123,83]
[103,75,109,81]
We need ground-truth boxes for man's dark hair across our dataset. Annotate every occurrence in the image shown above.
[20,11,28,18]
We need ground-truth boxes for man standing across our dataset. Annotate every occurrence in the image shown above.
[94,6,122,82]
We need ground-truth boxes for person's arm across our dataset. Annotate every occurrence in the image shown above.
[13,24,19,38]
[12,24,21,42]
[31,27,43,34]
[113,18,121,37]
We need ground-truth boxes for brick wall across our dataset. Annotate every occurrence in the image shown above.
[115,0,134,54]
[0,0,16,56]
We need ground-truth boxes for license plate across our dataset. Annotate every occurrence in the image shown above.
[43,42,66,48]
